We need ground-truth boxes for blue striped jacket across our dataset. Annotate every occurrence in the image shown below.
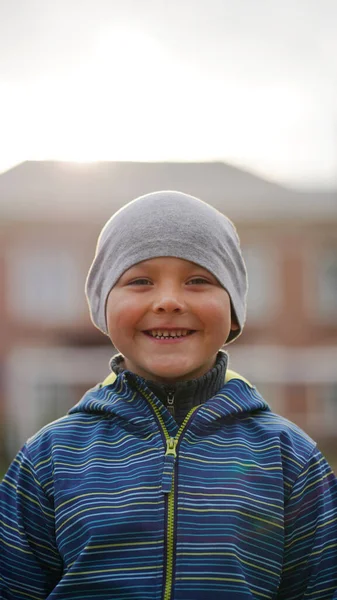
[1,369,337,599]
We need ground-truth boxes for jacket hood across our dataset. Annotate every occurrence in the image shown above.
[68,370,270,429]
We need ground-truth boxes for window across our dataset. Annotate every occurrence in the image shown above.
[7,245,85,323]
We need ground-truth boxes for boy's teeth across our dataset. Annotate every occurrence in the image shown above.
[148,329,190,338]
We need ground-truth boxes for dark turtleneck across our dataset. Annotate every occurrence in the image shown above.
[109,351,228,426]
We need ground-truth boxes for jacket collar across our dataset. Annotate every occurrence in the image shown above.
[69,368,270,434]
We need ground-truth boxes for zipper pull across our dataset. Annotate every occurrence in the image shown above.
[166,389,175,418]
[161,437,177,494]
[166,437,177,457]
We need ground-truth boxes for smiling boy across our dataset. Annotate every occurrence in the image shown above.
[1,190,337,600]
[105,257,237,383]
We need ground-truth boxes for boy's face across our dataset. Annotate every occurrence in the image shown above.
[106,257,239,383]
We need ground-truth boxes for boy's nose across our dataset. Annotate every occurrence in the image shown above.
[152,289,186,313]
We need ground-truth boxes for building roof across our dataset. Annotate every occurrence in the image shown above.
[0,160,336,222]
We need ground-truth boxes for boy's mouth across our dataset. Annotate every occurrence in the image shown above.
[143,329,195,340]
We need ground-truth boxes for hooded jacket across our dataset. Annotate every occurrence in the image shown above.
[1,370,337,600]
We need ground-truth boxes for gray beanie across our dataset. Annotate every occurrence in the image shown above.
[85,190,248,343]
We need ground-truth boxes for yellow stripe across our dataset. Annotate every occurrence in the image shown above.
[54,447,156,468]
[52,432,154,452]
[282,544,337,572]
[88,539,163,550]
[317,516,337,530]
[308,541,337,557]
[291,470,332,500]
[16,489,52,518]
[177,576,245,582]
[58,486,160,509]
[7,587,45,600]
[182,455,282,470]
[280,453,306,470]
[225,369,253,387]
[185,438,280,453]
[68,539,164,568]
[2,478,16,490]
[66,564,162,576]
[34,456,52,469]
[206,409,222,418]
[177,551,276,576]
[176,578,270,598]
[0,519,25,536]
[219,394,245,411]
[101,372,118,387]
[183,491,281,509]
[59,501,161,530]
[20,464,46,488]
[1,538,32,554]
[180,507,283,528]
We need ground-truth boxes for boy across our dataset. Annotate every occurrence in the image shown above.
[1,190,337,599]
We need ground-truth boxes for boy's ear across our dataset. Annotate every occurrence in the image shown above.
[230,306,240,331]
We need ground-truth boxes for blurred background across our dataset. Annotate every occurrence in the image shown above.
[0,0,336,473]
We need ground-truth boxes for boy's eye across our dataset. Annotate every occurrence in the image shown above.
[127,278,152,286]
[187,277,211,285]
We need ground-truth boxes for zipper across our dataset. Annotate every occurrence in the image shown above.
[162,438,177,493]
[134,382,198,600]
[162,411,197,600]
[166,389,175,418]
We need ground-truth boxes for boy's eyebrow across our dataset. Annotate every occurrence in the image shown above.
[132,261,155,269]
[120,259,218,280]
[124,262,212,274]
[117,264,152,283]
[122,262,153,275]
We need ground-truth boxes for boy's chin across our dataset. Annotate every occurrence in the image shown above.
[137,359,210,383]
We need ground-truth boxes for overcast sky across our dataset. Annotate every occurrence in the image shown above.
[1,0,337,188]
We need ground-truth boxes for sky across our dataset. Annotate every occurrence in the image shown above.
[1,0,337,188]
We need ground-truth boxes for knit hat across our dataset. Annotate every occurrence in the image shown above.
[85,190,248,343]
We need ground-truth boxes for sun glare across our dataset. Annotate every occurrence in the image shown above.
[0,25,331,185]
[43,27,170,164]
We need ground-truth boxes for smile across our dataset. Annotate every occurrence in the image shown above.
[144,329,195,340]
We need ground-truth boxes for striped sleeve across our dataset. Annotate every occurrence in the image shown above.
[278,448,337,599]
[0,444,62,599]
